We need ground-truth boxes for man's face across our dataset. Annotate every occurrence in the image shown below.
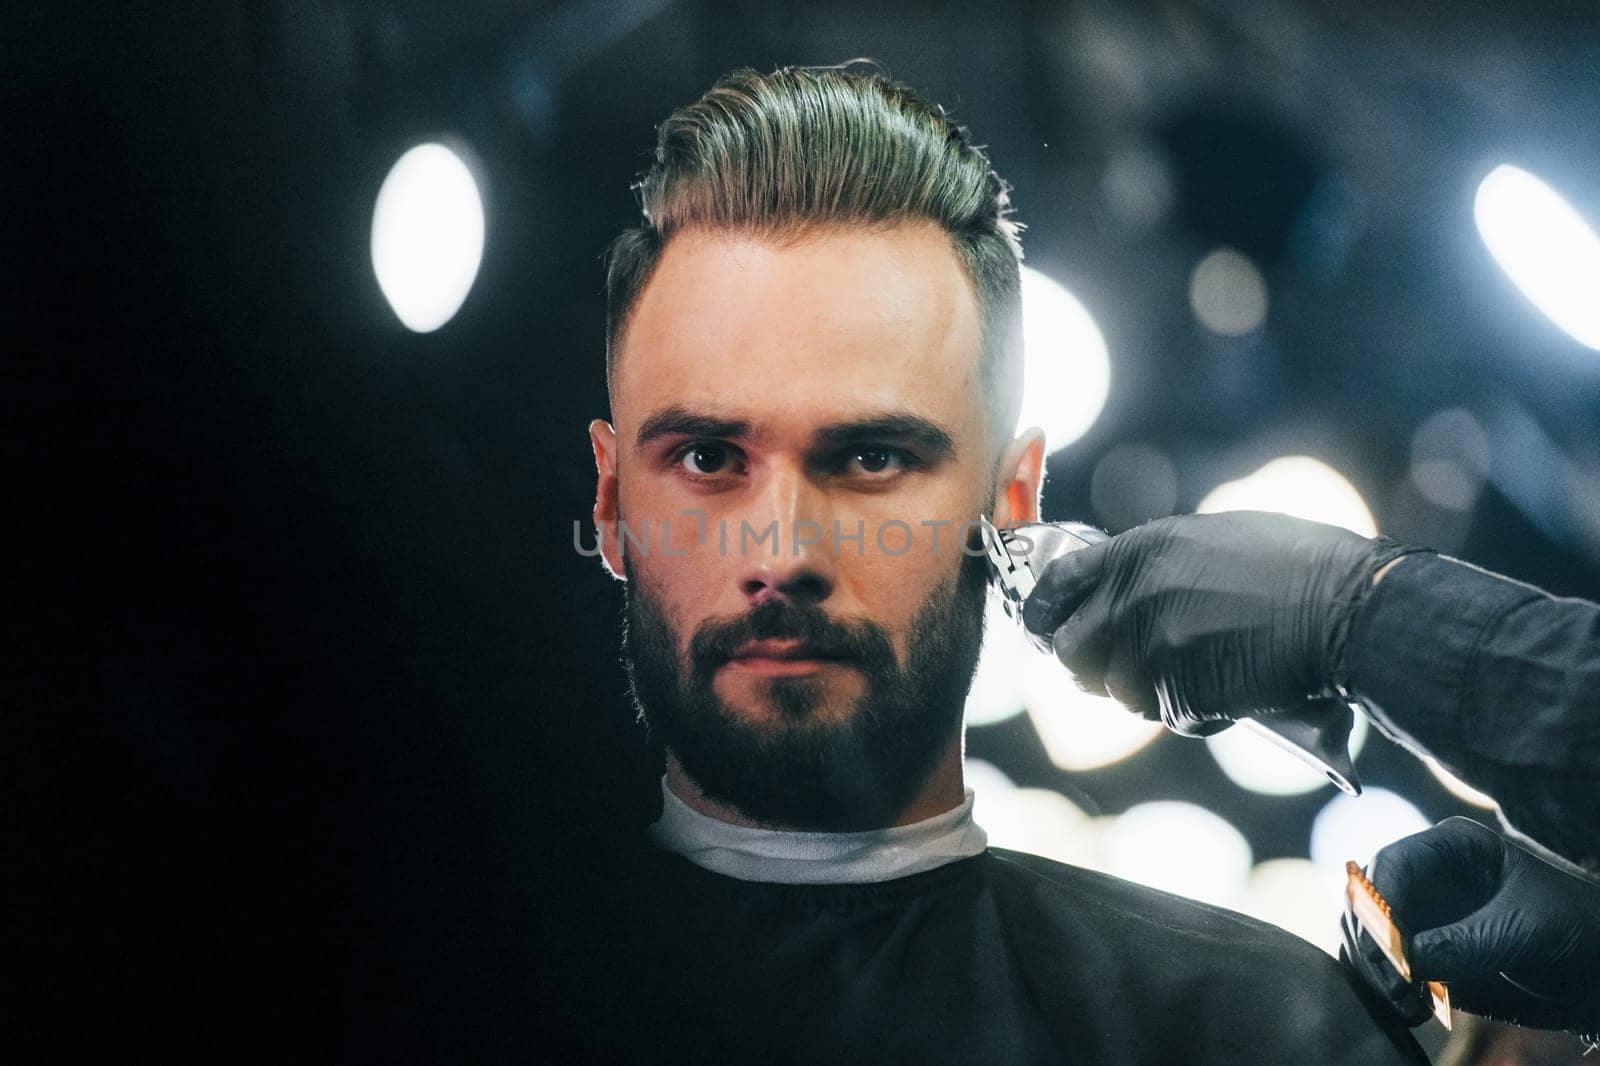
[591,222,1039,828]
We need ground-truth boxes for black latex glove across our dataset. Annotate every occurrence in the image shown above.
[1020,511,1422,736]
[1342,816,1600,1033]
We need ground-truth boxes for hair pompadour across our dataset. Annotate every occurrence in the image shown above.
[604,64,1026,443]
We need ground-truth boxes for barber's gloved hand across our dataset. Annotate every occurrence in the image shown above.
[1020,511,1421,736]
[1345,816,1600,1032]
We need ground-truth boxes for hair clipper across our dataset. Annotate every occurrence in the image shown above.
[981,518,1362,795]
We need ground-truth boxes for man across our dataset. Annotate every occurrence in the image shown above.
[571,65,1426,1064]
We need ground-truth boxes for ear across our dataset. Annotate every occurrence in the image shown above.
[990,426,1045,527]
[589,418,627,580]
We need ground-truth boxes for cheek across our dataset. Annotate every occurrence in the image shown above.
[613,469,712,570]
[614,465,678,525]
[847,484,990,566]
[838,534,968,652]
[631,553,721,632]
[833,478,987,616]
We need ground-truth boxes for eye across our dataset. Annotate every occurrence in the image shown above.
[676,441,743,477]
[842,446,916,477]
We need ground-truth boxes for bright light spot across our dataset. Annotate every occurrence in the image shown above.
[371,143,485,333]
[1025,654,1163,772]
[1474,164,1600,351]
[1246,858,1341,955]
[964,757,1019,805]
[1018,266,1111,453]
[966,597,1034,726]
[1198,456,1377,536]
[1421,755,1498,809]
[1090,442,1178,531]
[1189,246,1268,336]
[1310,789,1430,888]
[968,759,1101,867]
[1409,409,1491,512]
[979,786,1100,868]
[1102,801,1252,909]
[1207,713,1369,796]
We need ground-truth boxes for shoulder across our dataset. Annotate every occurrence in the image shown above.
[984,847,1319,953]
[979,848,1430,1065]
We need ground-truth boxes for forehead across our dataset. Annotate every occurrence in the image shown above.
[612,223,985,443]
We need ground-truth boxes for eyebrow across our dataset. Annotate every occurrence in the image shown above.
[635,407,753,448]
[813,415,956,457]
[633,405,956,457]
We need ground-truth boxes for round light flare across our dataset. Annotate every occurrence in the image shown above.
[1198,456,1377,537]
[1101,801,1253,909]
[371,143,486,333]
[977,788,1100,869]
[1309,788,1431,889]
[1189,246,1268,336]
[1474,164,1600,351]
[1090,441,1178,531]
[1024,654,1163,773]
[1018,266,1111,453]
[968,759,1100,867]
[966,597,1034,726]
[1246,858,1341,955]
[964,757,1021,806]
[1207,713,1369,796]
[1409,408,1491,513]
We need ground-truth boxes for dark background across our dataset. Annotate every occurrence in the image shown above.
[11,2,1600,1060]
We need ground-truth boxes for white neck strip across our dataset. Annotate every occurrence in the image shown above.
[647,778,989,884]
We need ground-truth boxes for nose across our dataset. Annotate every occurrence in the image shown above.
[740,562,833,607]
[735,465,837,608]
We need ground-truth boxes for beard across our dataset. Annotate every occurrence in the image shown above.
[622,549,990,831]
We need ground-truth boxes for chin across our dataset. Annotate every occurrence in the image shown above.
[713,670,863,726]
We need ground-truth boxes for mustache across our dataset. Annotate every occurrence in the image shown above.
[688,600,896,675]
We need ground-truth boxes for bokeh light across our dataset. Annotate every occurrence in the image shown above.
[1018,266,1111,453]
[1198,455,1377,536]
[1409,408,1491,512]
[1090,442,1178,531]
[964,757,1021,806]
[1101,801,1253,909]
[987,790,1099,867]
[1025,654,1164,772]
[1101,139,1175,228]
[1188,246,1268,336]
[1474,164,1600,351]
[1309,788,1430,887]
[968,758,1102,868]
[1245,858,1341,955]
[371,143,485,333]
[1207,713,1369,796]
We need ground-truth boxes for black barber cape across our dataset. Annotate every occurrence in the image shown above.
[559,843,1428,1065]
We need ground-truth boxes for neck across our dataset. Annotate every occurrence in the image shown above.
[664,741,967,831]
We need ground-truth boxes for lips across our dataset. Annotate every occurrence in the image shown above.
[722,639,856,678]
[729,639,844,662]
